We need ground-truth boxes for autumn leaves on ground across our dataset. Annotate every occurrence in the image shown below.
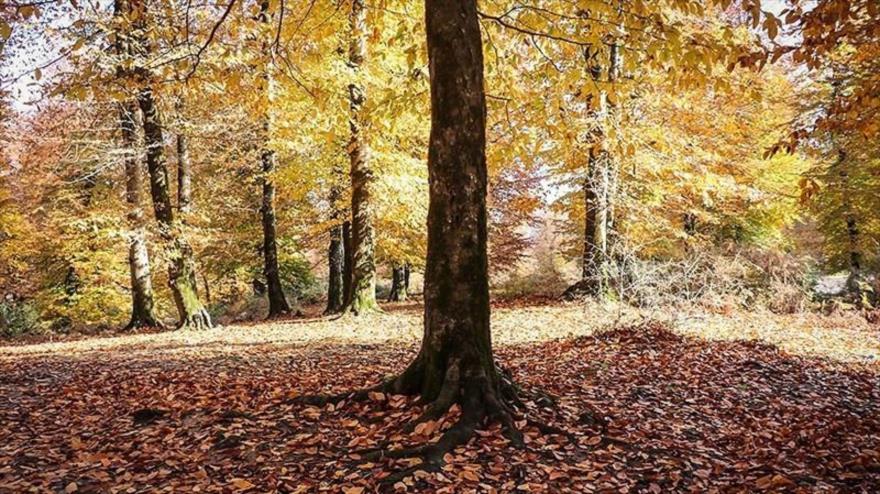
[2,301,879,493]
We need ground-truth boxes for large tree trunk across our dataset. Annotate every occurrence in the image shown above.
[344,0,379,314]
[359,0,522,469]
[296,2,553,481]
[138,86,213,330]
[387,265,408,302]
[115,0,160,330]
[119,102,161,330]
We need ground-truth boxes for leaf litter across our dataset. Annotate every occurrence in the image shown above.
[1,302,879,492]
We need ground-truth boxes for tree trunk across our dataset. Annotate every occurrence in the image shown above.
[564,41,621,300]
[387,265,408,302]
[256,0,291,319]
[344,0,379,314]
[404,262,411,293]
[114,0,161,330]
[342,219,353,305]
[368,0,523,463]
[261,145,292,318]
[119,102,161,330]
[138,86,213,330]
[325,223,345,314]
[176,132,191,215]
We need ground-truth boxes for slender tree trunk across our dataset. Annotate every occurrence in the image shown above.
[404,262,411,293]
[138,86,213,330]
[202,273,211,304]
[325,166,345,314]
[261,145,292,317]
[565,41,621,300]
[176,131,191,215]
[325,223,345,314]
[256,0,291,319]
[119,102,161,330]
[344,0,379,314]
[387,265,408,302]
[342,219,353,304]
[115,0,160,330]
[835,149,864,302]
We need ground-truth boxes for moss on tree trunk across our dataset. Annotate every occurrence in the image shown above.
[138,86,212,330]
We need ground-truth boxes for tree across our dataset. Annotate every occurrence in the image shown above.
[564,41,622,299]
[114,0,161,330]
[386,264,407,302]
[344,0,379,314]
[118,103,161,329]
[324,167,346,315]
[175,100,192,216]
[257,0,292,319]
[131,0,212,330]
[301,0,527,482]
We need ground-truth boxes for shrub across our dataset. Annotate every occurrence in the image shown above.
[0,300,40,338]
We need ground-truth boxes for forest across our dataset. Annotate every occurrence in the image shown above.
[0,0,879,492]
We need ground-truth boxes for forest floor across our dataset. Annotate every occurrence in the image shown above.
[1,300,879,493]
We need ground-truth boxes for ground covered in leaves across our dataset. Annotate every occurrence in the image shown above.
[2,302,879,493]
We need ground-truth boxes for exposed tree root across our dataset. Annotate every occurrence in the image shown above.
[367,377,524,487]
[123,317,165,332]
[178,308,214,330]
[561,279,600,301]
[291,358,582,488]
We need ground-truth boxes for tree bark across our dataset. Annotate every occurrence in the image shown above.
[387,265,408,302]
[114,0,161,330]
[325,223,345,314]
[344,0,379,314]
[564,41,621,300]
[138,86,212,330]
[342,219,353,305]
[176,131,191,215]
[261,146,292,318]
[119,102,162,330]
[256,0,292,319]
[325,165,345,315]
[364,0,523,465]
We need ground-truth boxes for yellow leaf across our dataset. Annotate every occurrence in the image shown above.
[230,479,255,491]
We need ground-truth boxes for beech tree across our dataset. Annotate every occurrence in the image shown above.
[344,0,379,314]
[114,0,160,330]
[300,0,533,481]
[387,264,408,302]
[132,0,212,330]
[256,0,292,319]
